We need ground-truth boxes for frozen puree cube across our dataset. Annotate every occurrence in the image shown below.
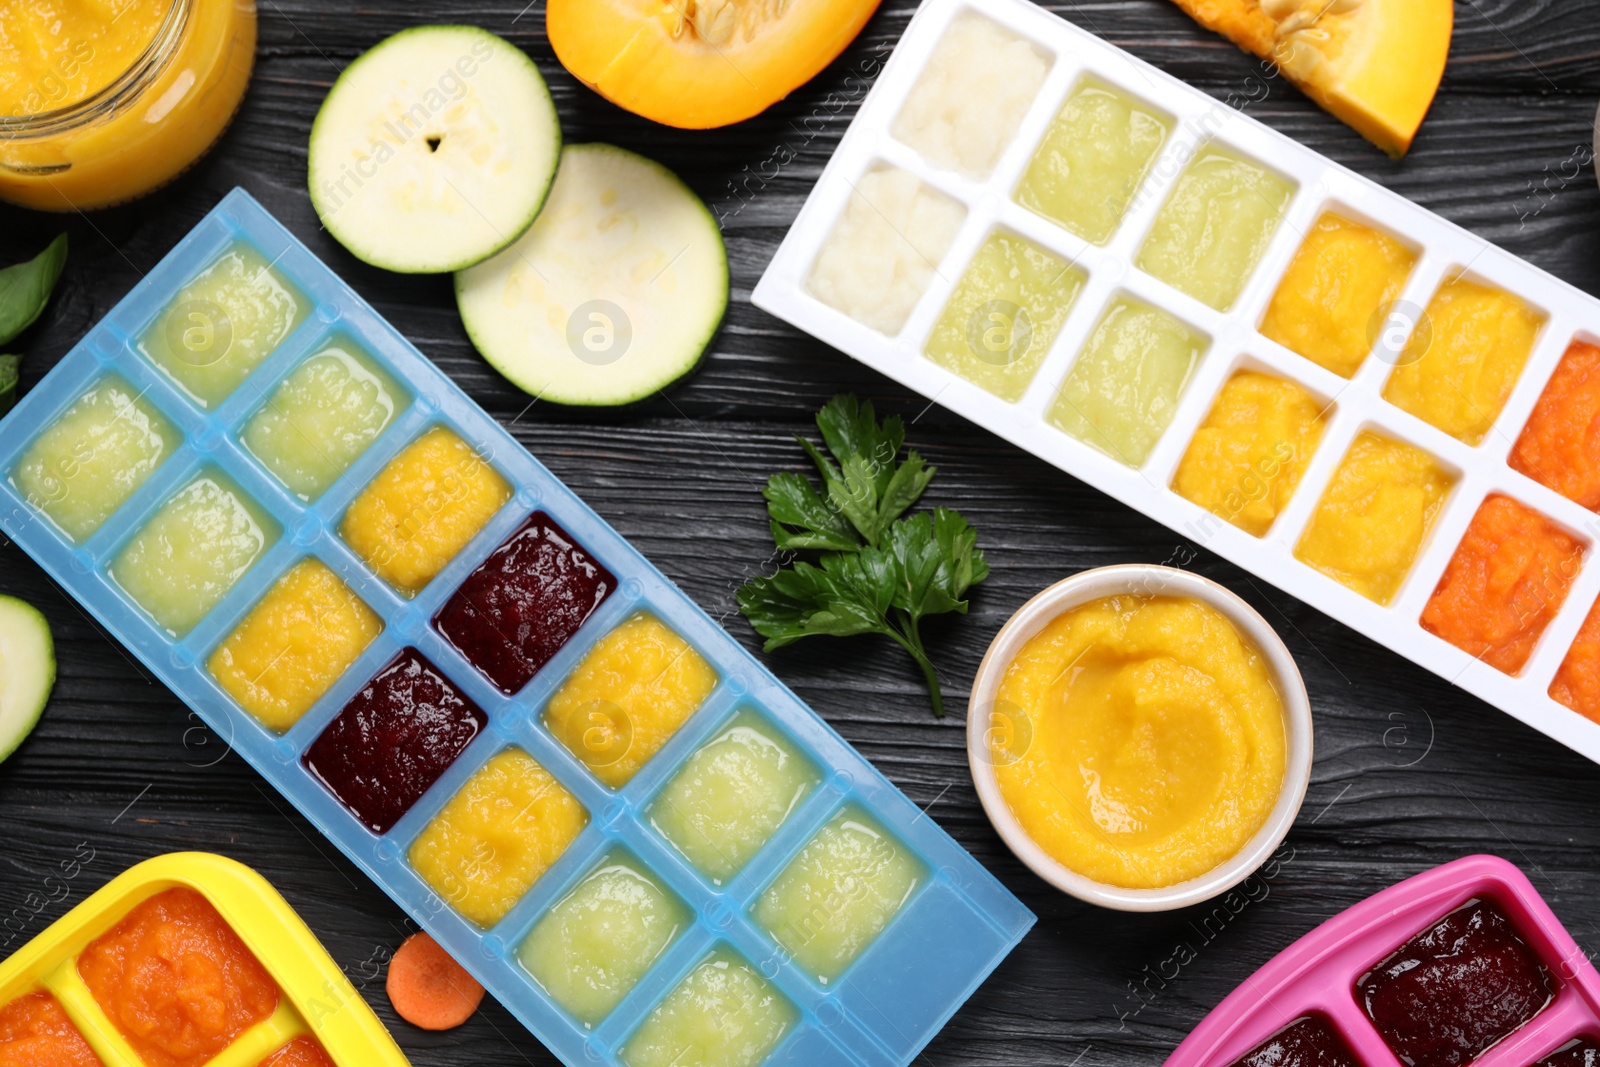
[304,648,486,834]
[0,992,101,1067]
[753,805,924,983]
[1171,371,1327,537]
[340,425,511,597]
[1137,148,1295,312]
[78,887,278,1067]
[1228,1016,1361,1067]
[1383,277,1544,445]
[409,748,588,928]
[1358,899,1553,1067]
[1294,431,1453,605]
[109,470,278,636]
[543,613,718,789]
[242,343,402,501]
[1259,213,1416,379]
[518,852,688,1025]
[806,165,966,336]
[11,374,180,543]
[434,512,614,695]
[208,559,383,732]
[891,12,1051,180]
[1420,495,1582,676]
[1048,297,1205,467]
[138,243,308,408]
[1015,81,1170,246]
[923,230,1085,402]
[620,947,797,1067]
[650,709,820,884]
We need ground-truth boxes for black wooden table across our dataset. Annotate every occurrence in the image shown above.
[4,2,1600,1064]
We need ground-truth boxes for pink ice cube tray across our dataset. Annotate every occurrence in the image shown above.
[1165,855,1600,1067]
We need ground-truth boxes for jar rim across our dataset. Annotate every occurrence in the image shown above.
[0,0,193,136]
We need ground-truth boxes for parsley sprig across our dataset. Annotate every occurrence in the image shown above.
[737,395,989,718]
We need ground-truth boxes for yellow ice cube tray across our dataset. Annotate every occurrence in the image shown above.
[0,852,408,1067]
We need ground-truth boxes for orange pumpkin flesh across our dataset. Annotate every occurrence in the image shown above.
[547,0,883,129]
[1169,0,1453,157]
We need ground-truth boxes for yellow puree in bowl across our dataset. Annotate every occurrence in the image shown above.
[991,595,1286,889]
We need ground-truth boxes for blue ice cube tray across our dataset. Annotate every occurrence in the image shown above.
[0,188,1034,1067]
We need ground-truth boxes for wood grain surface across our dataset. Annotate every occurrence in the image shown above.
[4,1,1600,1064]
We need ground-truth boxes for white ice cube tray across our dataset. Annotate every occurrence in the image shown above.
[753,0,1600,765]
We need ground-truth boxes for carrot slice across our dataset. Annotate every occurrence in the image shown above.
[385,933,485,1030]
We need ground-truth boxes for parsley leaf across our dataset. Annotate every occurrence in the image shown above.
[738,395,987,717]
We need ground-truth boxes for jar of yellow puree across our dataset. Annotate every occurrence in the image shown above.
[967,565,1312,911]
[0,0,255,210]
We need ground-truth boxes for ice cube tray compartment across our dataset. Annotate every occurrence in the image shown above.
[752,0,1600,766]
[0,188,1034,1067]
[1165,856,1600,1067]
[0,853,409,1067]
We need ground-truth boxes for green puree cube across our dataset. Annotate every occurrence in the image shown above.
[650,710,820,884]
[11,375,179,543]
[621,947,796,1067]
[1137,148,1295,312]
[753,805,924,984]
[1015,81,1170,246]
[518,853,688,1027]
[924,231,1084,403]
[139,244,308,408]
[1048,298,1206,467]
[242,343,402,501]
[110,471,278,636]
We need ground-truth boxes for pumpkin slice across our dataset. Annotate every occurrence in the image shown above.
[1168,0,1452,157]
[547,0,883,129]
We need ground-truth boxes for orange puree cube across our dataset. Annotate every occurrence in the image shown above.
[1421,495,1584,675]
[257,1036,334,1067]
[209,559,383,732]
[78,888,278,1067]
[544,613,719,789]
[1511,340,1600,510]
[1260,213,1416,379]
[1383,278,1544,445]
[341,427,511,597]
[1552,598,1600,723]
[0,992,104,1067]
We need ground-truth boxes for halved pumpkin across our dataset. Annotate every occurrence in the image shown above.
[547,0,883,129]
[1169,0,1453,157]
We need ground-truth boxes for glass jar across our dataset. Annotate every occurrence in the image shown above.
[0,0,256,211]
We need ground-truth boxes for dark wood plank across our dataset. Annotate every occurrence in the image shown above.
[5,1,1600,1064]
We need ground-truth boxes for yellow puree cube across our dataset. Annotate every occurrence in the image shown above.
[340,426,511,596]
[544,614,719,789]
[409,749,589,928]
[208,559,382,732]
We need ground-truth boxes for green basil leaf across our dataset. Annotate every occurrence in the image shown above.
[0,234,68,348]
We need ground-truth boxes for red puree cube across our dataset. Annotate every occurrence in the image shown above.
[1358,899,1553,1067]
[1229,1016,1361,1067]
[304,648,486,833]
[434,512,614,694]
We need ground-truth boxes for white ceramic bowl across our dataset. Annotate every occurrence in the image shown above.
[966,565,1313,912]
